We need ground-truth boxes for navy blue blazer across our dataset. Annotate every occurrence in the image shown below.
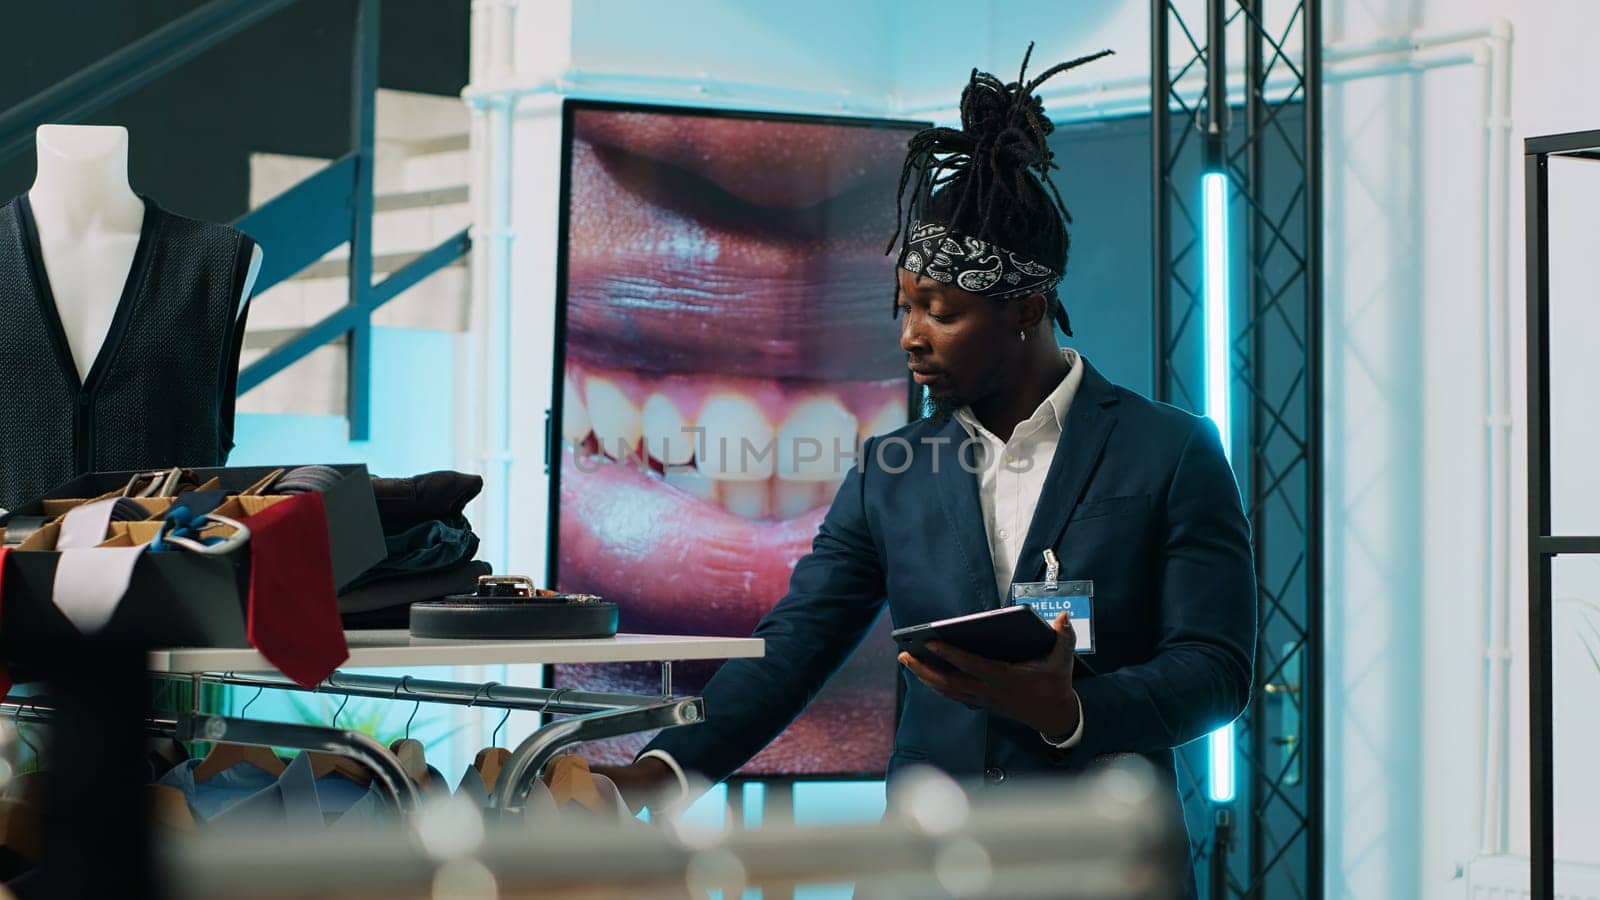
[646,358,1256,800]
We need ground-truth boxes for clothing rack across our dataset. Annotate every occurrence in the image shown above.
[1,632,758,822]
[0,698,420,811]
[138,630,759,815]
[3,673,701,816]
[172,667,705,812]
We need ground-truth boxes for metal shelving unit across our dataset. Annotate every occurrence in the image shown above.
[1523,126,1600,900]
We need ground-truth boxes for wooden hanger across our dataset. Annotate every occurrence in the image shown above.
[307,752,371,787]
[545,755,606,814]
[193,686,284,782]
[1,773,46,808]
[146,784,197,833]
[474,747,511,792]
[389,739,429,788]
[389,688,430,788]
[300,692,372,786]
[474,701,512,790]
[192,742,285,782]
[146,737,189,779]
[0,799,42,861]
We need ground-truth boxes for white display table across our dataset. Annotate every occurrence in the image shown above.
[147,631,764,673]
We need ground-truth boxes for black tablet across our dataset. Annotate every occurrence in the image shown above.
[892,605,1059,669]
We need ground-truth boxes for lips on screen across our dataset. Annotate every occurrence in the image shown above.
[550,104,922,777]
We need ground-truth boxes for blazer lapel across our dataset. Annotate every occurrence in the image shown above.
[928,416,999,611]
[1011,359,1120,590]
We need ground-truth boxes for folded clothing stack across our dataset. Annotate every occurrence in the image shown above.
[339,471,491,629]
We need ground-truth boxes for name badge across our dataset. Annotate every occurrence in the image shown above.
[1007,549,1095,654]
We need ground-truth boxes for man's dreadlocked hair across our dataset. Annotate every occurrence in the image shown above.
[887,44,1114,337]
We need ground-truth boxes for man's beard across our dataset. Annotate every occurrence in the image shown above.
[922,392,967,425]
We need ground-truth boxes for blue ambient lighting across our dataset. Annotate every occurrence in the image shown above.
[1202,170,1236,806]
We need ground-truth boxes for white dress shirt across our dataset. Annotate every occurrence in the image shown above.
[640,348,1089,798]
[952,347,1085,749]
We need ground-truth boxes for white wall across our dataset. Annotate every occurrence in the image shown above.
[1324,0,1600,897]
[570,1,897,99]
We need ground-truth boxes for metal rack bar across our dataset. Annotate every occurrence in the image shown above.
[1534,535,1600,555]
[180,670,667,717]
[1525,129,1600,156]
[0,700,182,745]
[492,697,705,812]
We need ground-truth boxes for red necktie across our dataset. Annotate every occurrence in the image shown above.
[0,548,11,701]
[244,493,348,686]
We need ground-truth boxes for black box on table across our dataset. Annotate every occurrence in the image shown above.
[0,464,383,648]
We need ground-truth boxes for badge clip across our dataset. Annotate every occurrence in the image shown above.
[1043,548,1060,591]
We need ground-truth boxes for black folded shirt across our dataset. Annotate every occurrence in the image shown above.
[370,471,483,535]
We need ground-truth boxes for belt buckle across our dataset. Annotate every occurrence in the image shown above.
[122,466,184,499]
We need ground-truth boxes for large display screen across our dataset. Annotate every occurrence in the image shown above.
[549,101,923,778]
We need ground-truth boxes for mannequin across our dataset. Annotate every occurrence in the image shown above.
[0,125,264,513]
[28,125,263,383]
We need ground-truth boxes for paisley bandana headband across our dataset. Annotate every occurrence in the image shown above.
[896,220,1061,300]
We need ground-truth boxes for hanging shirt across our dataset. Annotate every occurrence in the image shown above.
[158,754,384,827]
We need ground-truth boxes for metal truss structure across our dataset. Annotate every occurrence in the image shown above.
[1151,0,1323,896]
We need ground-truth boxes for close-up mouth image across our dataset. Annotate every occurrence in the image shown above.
[551,106,919,775]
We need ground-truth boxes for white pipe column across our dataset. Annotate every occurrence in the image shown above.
[458,0,523,761]
[460,0,491,518]
[475,0,519,575]
[1477,18,1515,859]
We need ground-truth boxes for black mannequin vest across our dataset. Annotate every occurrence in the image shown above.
[0,193,256,513]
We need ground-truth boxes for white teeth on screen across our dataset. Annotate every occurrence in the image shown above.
[642,393,696,466]
[777,398,858,481]
[695,394,775,481]
[664,468,719,503]
[584,376,642,459]
[721,480,771,519]
[562,375,591,444]
[773,479,820,519]
[860,399,908,444]
[568,365,908,520]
